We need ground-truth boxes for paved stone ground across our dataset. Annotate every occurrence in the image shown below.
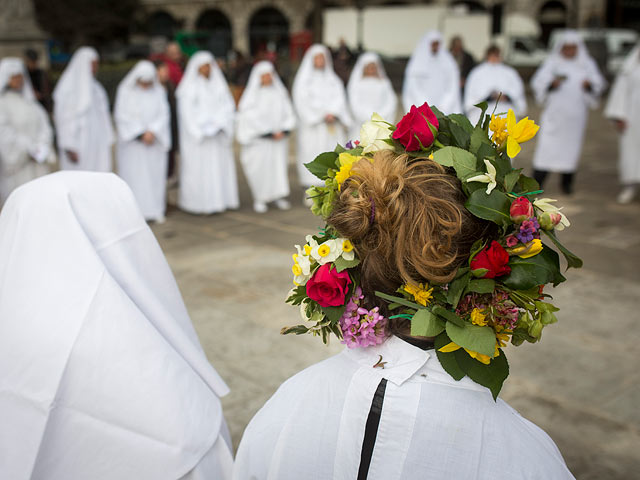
[151,103,640,479]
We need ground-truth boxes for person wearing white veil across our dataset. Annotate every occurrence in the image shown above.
[0,171,233,480]
[347,52,398,140]
[115,60,170,222]
[402,31,462,114]
[0,57,54,203]
[177,51,238,214]
[530,30,605,194]
[237,61,295,213]
[605,45,640,204]
[53,46,114,172]
[463,45,527,125]
[293,44,352,190]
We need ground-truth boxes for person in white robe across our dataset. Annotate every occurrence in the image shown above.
[464,45,527,125]
[530,30,605,194]
[293,44,352,189]
[177,51,238,214]
[605,45,640,204]
[0,171,233,480]
[115,60,171,222]
[0,57,54,203]
[402,31,462,114]
[237,61,295,213]
[347,52,398,140]
[233,334,575,479]
[53,46,114,172]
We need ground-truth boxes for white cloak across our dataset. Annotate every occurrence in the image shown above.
[233,336,574,480]
[237,61,295,203]
[347,52,398,140]
[402,31,462,114]
[293,44,352,187]
[0,57,54,203]
[463,61,527,125]
[531,31,605,173]
[605,45,640,184]
[0,171,232,480]
[177,51,238,214]
[115,60,171,221]
[53,47,114,172]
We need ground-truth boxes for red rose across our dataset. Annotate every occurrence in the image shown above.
[306,264,352,307]
[509,197,534,223]
[392,102,439,151]
[470,241,511,279]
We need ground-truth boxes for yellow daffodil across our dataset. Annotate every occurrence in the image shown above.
[506,109,539,158]
[336,153,361,190]
[467,159,497,195]
[403,283,434,307]
[470,308,488,326]
[489,114,508,145]
[438,341,494,365]
[507,238,543,258]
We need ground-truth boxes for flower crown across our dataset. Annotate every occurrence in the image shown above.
[283,101,581,399]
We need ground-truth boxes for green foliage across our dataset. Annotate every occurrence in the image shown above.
[305,152,338,180]
[465,279,496,294]
[411,309,445,337]
[334,256,360,273]
[281,325,310,335]
[286,285,308,306]
[432,305,465,327]
[465,189,512,226]
[375,291,423,310]
[541,229,584,269]
[446,269,471,308]
[446,322,497,357]
[454,348,509,400]
[435,333,466,381]
[503,246,565,290]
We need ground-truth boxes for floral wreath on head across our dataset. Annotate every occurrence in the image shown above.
[283,101,582,399]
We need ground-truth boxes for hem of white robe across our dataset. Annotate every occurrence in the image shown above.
[177,202,239,215]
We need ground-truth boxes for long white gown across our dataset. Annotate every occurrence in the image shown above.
[293,44,352,187]
[347,52,398,140]
[463,61,527,125]
[177,51,239,214]
[233,335,575,480]
[0,171,233,480]
[236,61,295,204]
[53,46,114,172]
[605,45,640,184]
[531,31,605,174]
[115,60,171,221]
[402,31,462,114]
[0,57,54,203]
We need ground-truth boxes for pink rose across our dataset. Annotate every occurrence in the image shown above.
[392,103,439,151]
[509,197,534,223]
[306,264,352,307]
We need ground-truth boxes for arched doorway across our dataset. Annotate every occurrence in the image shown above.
[147,10,178,38]
[195,9,232,58]
[539,1,567,45]
[249,7,290,58]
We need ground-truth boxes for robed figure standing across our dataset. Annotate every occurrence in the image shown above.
[177,51,238,214]
[115,60,170,222]
[237,61,295,213]
[53,47,114,172]
[0,57,54,203]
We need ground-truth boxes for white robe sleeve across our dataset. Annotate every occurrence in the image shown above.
[530,61,556,106]
[0,104,32,163]
[605,71,630,121]
[31,103,54,163]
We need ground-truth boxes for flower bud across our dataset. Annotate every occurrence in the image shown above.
[509,197,534,223]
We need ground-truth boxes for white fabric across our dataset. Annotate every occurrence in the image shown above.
[531,30,606,173]
[463,61,527,125]
[347,52,398,140]
[0,171,231,480]
[0,58,54,203]
[293,44,352,187]
[402,31,462,114]
[115,60,170,221]
[177,51,238,214]
[237,61,294,203]
[233,335,575,480]
[53,47,115,172]
[605,45,640,184]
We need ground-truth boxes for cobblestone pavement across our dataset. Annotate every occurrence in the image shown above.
[151,103,640,479]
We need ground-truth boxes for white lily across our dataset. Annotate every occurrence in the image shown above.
[360,113,395,154]
[467,159,497,195]
[533,198,570,231]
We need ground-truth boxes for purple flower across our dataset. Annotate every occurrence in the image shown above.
[339,292,387,348]
[516,218,540,244]
[505,235,519,247]
[345,140,355,149]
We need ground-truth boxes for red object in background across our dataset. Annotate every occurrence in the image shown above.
[290,31,312,62]
[149,53,184,86]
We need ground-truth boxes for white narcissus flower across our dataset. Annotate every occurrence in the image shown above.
[360,113,395,154]
[467,159,497,194]
[533,198,570,231]
[310,239,343,264]
[338,238,355,261]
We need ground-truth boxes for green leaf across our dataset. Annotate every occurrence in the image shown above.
[470,127,492,156]
[285,285,308,306]
[433,146,478,181]
[432,305,465,327]
[473,101,489,127]
[466,278,496,294]
[465,189,512,226]
[411,309,445,337]
[280,325,310,335]
[491,155,513,181]
[475,143,497,163]
[503,246,565,290]
[434,332,466,380]
[446,322,496,357]
[446,271,471,308]
[304,151,339,180]
[321,305,344,324]
[449,113,475,134]
[541,229,584,269]
[432,146,455,167]
[455,348,509,400]
[449,120,471,149]
[503,169,521,192]
[375,291,423,310]
[333,256,360,272]
[334,144,346,153]
[516,175,540,194]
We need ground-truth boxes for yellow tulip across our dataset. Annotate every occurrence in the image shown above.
[507,239,543,259]
[506,109,539,158]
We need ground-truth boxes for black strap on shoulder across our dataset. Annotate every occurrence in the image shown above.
[357,378,388,480]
